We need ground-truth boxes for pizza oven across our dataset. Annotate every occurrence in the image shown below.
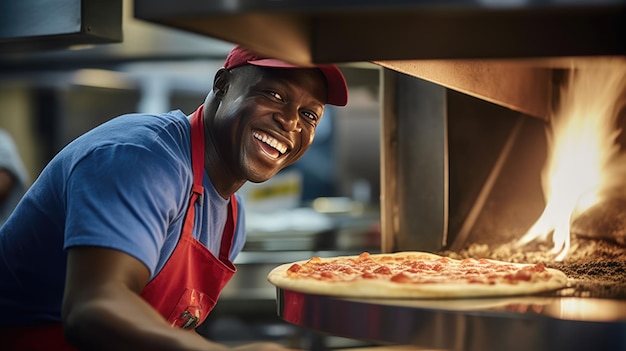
[133,1,626,350]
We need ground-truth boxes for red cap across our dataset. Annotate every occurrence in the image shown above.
[223,45,348,106]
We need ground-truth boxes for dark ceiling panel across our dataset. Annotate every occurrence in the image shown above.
[0,0,122,54]
[133,0,626,65]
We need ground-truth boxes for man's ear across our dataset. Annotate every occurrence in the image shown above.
[213,68,230,97]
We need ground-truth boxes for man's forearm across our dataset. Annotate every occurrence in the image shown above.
[62,283,227,351]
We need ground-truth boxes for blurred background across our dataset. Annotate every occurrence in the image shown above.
[0,0,382,349]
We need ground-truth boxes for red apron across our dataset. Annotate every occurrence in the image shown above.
[1,105,237,349]
[140,105,238,328]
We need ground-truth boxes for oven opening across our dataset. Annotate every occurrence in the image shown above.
[429,60,626,300]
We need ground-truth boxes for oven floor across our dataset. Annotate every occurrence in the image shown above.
[441,236,626,299]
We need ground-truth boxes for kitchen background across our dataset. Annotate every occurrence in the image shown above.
[4,1,626,350]
[1,0,382,349]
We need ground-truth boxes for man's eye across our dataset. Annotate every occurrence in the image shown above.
[269,91,283,101]
[302,111,319,122]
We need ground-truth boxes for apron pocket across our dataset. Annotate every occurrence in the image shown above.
[167,287,216,329]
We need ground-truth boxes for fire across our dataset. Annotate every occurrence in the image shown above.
[516,59,626,261]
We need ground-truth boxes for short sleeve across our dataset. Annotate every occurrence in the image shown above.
[64,143,190,275]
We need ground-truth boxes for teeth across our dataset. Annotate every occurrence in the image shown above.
[253,132,287,154]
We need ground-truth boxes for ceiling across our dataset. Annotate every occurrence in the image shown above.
[0,0,234,72]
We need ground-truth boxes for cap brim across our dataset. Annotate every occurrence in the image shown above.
[247,59,348,106]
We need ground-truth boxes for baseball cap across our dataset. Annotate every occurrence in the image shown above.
[223,45,348,106]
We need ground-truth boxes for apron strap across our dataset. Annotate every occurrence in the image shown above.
[180,106,206,239]
[219,195,238,261]
[190,105,237,262]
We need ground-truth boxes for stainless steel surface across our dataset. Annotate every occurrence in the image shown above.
[134,0,625,119]
[380,70,449,253]
[376,59,555,119]
[277,288,626,351]
[0,0,234,73]
[221,208,381,303]
[0,0,122,53]
[381,68,547,253]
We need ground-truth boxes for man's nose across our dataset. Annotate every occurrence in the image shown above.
[274,107,302,133]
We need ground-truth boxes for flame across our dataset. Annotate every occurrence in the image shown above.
[516,59,626,261]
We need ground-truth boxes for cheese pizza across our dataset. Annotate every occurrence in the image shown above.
[267,251,568,298]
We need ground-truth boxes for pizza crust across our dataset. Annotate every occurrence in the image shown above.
[267,251,569,298]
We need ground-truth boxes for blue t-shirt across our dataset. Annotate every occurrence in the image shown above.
[0,110,246,325]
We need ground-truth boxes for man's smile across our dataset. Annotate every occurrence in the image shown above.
[253,131,288,159]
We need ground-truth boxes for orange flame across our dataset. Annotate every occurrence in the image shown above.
[517,59,626,261]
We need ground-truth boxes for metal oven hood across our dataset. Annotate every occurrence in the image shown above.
[0,0,122,53]
[134,0,626,119]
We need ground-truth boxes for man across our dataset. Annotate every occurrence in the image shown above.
[0,129,29,226]
[0,45,348,350]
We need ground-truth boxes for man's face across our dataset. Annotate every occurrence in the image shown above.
[211,65,328,183]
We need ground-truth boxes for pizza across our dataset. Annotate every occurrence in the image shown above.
[267,251,569,298]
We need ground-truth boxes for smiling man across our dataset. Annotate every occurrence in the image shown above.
[0,45,347,351]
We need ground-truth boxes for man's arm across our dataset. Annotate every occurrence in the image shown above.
[63,247,301,351]
[62,246,228,351]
